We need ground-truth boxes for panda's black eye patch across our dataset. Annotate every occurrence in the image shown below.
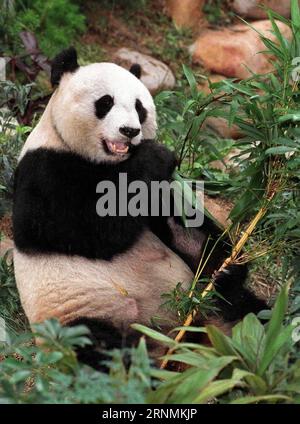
[95,95,114,119]
[135,99,147,124]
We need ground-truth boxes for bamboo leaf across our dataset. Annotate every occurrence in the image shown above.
[258,285,290,376]
[206,325,239,357]
[182,65,198,99]
[131,324,177,347]
[231,394,292,404]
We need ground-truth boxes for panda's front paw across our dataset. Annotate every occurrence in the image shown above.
[132,140,177,181]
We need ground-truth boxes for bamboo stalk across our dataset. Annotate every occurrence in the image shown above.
[160,193,275,369]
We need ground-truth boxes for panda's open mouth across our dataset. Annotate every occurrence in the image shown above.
[103,140,129,155]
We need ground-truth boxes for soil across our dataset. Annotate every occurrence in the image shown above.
[79,0,203,78]
[0,213,13,239]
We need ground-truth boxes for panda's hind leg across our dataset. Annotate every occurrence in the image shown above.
[68,317,140,371]
[160,217,268,322]
[212,263,268,323]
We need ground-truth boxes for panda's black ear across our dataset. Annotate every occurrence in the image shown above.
[129,63,142,80]
[51,47,79,86]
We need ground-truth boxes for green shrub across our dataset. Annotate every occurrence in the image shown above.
[135,285,300,404]
[0,286,298,404]
[0,81,32,214]
[0,320,153,404]
[0,0,86,57]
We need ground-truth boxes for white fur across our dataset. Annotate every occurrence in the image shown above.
[14,231,192,332]
[20,63,157,163]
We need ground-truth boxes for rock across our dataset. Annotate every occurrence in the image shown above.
[231,0,291,19]
[203,195,232,227]
[203,116,243,139]
[166,0,205,29]
[113,48,175,94]
[190,20,292,79]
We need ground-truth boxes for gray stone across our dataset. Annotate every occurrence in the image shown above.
[113,48,175,94]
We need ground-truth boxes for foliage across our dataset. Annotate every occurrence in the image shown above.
[155,77,235,183]
[135,285,300,404]
[0,249,26,334]
[0,0,86,57]
[203,0,234,25]
[0,81,32,215]
[161,281,220,321]
[0,320,153,404]
[156,2,300,283]
[0,286,299,404]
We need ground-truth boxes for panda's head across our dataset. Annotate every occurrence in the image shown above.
[50,47,157,163]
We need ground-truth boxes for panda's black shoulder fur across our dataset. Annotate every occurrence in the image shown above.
[13,140,177,260]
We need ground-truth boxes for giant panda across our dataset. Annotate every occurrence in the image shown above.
[12,48,266,368]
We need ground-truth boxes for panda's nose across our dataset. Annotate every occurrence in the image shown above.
[119,126,140,139]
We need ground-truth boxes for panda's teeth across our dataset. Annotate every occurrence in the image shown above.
[105,140,129,155]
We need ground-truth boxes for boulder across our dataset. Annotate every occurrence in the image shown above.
[190,20,292,79]
[231,0,291,19]
[166,0,205,29]
[203,195,232,228]
[113,48,175,94]
[203,116,243,139]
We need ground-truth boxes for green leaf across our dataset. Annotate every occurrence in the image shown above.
[279,113,300,123]
[10,370,32,384]
[182,65,198,99]
[265,146,296,155]
[162,352,208,367]
[206,325,239,357]
[291,0,300,30]
[231,314,266,370]
[131,324,176,346]
[231,395,292,404]
[151,356,236,403]
[258,285,290,376]
[194,379,242,403]
[268,12,290,55]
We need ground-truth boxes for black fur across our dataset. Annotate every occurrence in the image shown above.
[129,63,142,79]
[68,318,140,371]
[51,47,79,86]
[13,140,176,260]
[212,264,268,321]
[135,99,147,124]
[95,95,114,119]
